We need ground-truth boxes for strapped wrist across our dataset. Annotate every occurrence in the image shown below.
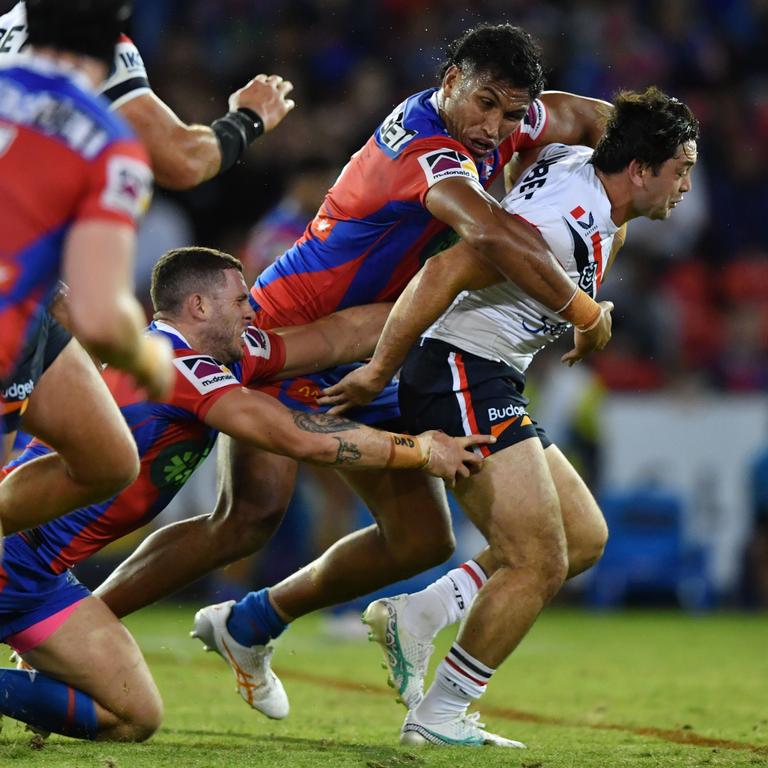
[385,434,431,469]
[558,288,601,330]
[211,108,265,174]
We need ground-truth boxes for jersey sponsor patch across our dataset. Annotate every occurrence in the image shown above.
[174,354,238,394]
[101,154,152,220]
[417,148,479,187]
[242,327,271,359]
[517,99,547,141]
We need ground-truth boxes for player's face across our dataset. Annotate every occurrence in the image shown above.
[440,65,531,159]
[205,270,254,362]
[639,140,697,220]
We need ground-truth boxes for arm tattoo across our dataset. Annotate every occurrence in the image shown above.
[292,411,361,434]
[331,437,362,465]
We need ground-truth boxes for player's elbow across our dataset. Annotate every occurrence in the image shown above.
[457,222,506,256]
[152,156,206,190]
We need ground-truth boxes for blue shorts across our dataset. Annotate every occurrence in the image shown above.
[398,338,551,456]
[0,534,90,642]
[257,361,401,427]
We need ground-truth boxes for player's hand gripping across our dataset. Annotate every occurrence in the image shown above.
[318,362,389,414]
[419,430,494,487]
[229,74,295,133]
[561,300,614,367]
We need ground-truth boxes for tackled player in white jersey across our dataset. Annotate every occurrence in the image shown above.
[322,86,699,746]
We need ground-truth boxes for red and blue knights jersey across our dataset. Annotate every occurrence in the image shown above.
[250,88,548,328]
[1,321,285,577]
[0,55,152,380]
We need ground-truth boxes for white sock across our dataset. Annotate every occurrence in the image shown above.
[401,560,488,640]
[415,642,495,723]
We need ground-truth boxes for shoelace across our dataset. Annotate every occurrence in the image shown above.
[461,711,486,730]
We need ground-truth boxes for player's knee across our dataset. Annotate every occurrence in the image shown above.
[210,495,287,560]
[71,441,139,498]
[569,512,609,577]
[107,690,163,742]
[538,541,569,600]
[390,527,455,572]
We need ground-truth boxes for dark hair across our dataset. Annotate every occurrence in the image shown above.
[592,87,699,174]
[26,0,131,67]
[439,24,545,101]
[151,247,243,315]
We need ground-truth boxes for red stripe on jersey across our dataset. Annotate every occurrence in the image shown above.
[460,562,484,589]
[591,231,604,288]
[453,353,491,458]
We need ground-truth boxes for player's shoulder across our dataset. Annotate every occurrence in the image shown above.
[374,88,459,159]
[149,321,242,398]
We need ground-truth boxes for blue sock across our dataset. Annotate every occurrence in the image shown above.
[0,668,99,739]
[226,588,288,647]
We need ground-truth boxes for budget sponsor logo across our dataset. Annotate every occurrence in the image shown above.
[487,404,526,422]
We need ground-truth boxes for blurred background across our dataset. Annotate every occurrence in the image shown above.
[42,0,768,613]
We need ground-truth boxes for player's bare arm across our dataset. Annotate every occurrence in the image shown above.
[273,303,393,380]
[505,93,611,192]
[424,177,611,343]
[538,91,612,148]
[119,74,294,190]
[204,387,491,485]
[63,221,173,400]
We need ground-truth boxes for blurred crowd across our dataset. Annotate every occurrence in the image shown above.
[130,0,768,395]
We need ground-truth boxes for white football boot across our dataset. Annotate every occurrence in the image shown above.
[400,709,526,747]
[362,595,434,709]
[191,600,289,719]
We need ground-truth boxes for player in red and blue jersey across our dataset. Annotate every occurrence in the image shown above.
[0,0,175,547]
[0,246,487,741]
[96,25,615,707]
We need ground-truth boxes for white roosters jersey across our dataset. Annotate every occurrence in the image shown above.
[0,1,150,109]
[424,144,618,374]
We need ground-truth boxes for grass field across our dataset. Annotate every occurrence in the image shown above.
[1,605,767,768]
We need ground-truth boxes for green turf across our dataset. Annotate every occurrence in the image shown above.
[1,606,767,767]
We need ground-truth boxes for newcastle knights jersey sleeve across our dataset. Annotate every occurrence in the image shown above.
[144,322,287,421]
[0,2,150,108]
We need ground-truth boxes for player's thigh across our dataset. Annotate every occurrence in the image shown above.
[544,443,607,555]
[21,596,161,722]
[453,437,565,564]
[213,433,298,521]
[339,467,454,547]
[22,340,136,476]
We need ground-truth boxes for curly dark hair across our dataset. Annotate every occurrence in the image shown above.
[439,24,545,101]
[592,87,699,174]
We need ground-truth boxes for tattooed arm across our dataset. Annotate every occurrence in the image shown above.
[204,387,491,481]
